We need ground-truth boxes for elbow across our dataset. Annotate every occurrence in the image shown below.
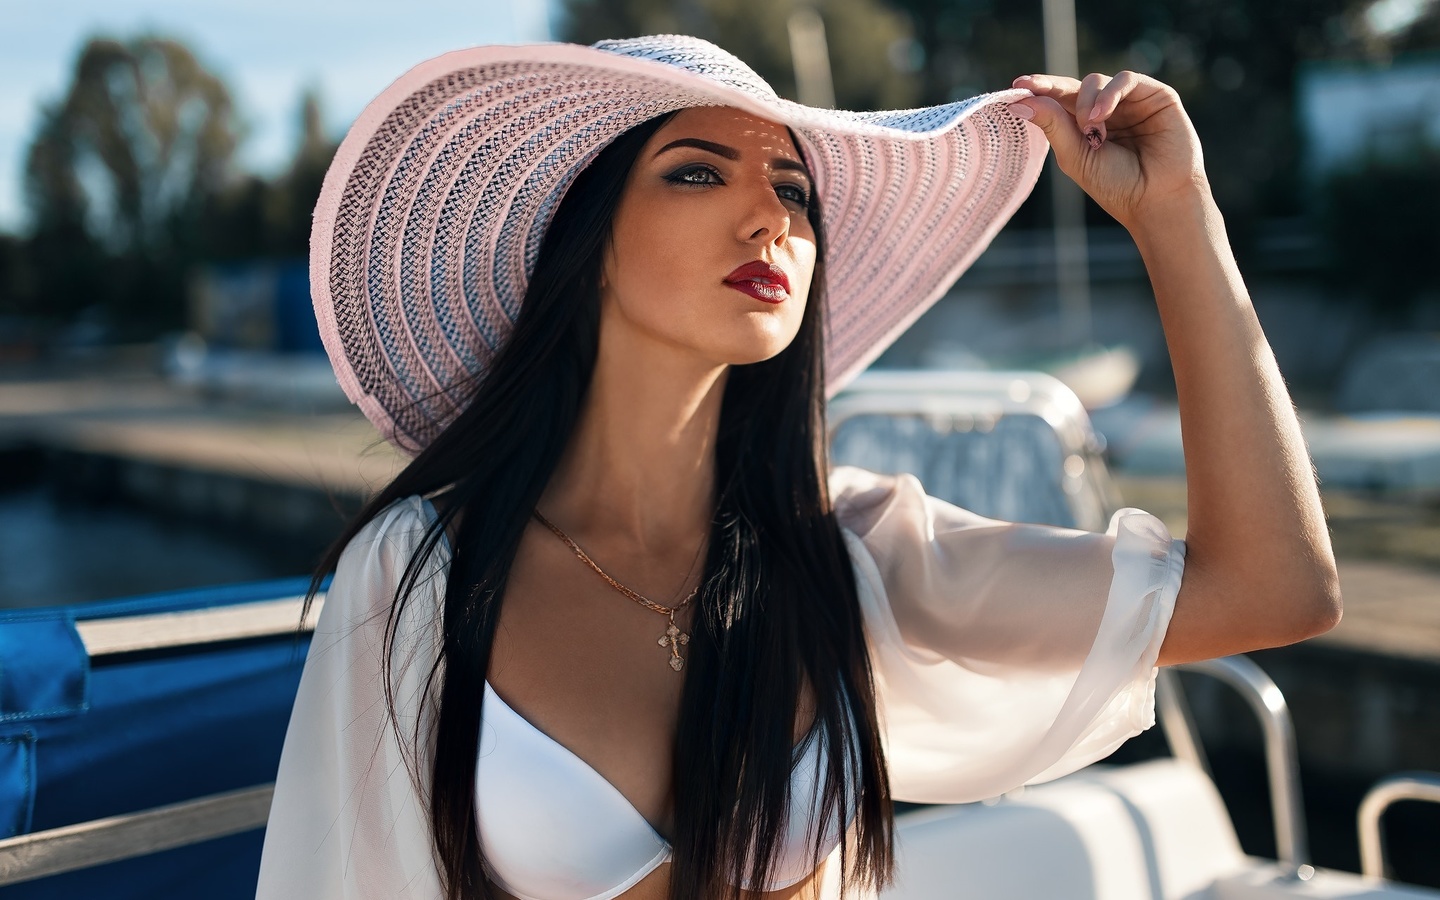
[1290,565,1343,642]
[1245,563,1342,648]
[1314,569,1344,635]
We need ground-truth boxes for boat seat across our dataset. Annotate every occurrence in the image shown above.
[885,758,1249,900]
[1211,865,1440,899]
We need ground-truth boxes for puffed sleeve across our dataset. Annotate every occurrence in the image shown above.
[256,496,446,899]
[830,465,1185,804]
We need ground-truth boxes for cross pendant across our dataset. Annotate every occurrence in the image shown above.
[657,616,690,672]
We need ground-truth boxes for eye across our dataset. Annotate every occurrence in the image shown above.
[663,163,723,187]
[775,182,811,209]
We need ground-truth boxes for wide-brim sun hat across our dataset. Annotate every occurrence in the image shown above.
[312,34,1049,455]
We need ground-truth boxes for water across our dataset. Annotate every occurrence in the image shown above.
[0,486,314,609]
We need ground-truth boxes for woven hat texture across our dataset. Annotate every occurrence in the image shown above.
[312,35,1049,454]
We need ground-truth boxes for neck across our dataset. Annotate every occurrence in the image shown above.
[542,335,726,554]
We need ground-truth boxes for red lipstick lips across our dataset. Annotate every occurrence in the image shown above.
[723,260,790,304]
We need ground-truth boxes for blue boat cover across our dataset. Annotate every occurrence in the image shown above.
[0,577,319,899]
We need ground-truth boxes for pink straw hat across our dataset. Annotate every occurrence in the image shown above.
[312,34,1048,454]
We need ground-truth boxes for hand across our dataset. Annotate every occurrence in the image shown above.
[1007,71,1209,231]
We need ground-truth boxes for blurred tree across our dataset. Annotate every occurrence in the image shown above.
[201,88,337,261]
[0,234,35,317]
[1319,140,1440,322]
[876,0,1436,240]
[558,0,1435,238]
[268,90,335,254]
[559,0,920,110]
[21,36,240,334]
[1384,0,1440,54]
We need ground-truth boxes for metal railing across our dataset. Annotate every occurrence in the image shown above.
[1158,656,1315,881]
[76,594,321,659]
[0,784,274,886]
[0,596,321,884]
[1358,773,1440,879]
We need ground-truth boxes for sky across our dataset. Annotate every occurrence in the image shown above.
[0,0,552,234]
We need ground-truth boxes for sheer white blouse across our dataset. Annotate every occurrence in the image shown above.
[255,465,1186,899]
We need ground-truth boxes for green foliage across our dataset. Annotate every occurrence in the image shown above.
[558,0,1439,239]
[885,0,1440,235]
[24,36,238,255]
[8,7,1438,337]
[199,90,336,261]
[559,0,920,111]
[19,36,241,334]
[1319,141,1440,321]
[9,38,335,338]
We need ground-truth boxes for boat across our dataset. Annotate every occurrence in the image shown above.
[2,370,1435,898]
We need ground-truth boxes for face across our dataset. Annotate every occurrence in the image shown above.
[599,106,818,370]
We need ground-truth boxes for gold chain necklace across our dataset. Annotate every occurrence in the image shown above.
[532,510,699,672]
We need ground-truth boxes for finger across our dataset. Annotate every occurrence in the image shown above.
[1006,95,1089,167]
[1087,70,1144,127]
[1075,73,1110,147]
[1011,73,1083,115]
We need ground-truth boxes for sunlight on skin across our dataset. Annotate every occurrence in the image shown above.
[498,112,835,900]
[538,105,823,554]
[600,106,818,375]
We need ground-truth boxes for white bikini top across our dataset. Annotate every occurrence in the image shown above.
[476,681,852,900]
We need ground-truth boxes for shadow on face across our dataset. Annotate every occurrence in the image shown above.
[598,106,819,373]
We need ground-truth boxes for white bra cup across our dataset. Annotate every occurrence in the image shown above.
[476,683,670,900]
[475,683,852,899]
[749,725,849,891]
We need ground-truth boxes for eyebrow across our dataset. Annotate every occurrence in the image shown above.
[654,137,812,178]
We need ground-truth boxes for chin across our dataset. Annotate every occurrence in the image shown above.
[706,318,801,366]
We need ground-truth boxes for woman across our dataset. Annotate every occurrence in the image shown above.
[257,35,1340,900]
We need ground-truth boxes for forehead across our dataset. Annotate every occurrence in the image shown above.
[650,106,803,161]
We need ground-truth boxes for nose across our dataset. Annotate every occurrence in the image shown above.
[735,177,792,247]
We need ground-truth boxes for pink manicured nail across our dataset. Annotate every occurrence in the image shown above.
[1008,103,1035,120]
[1088,106,1104,122]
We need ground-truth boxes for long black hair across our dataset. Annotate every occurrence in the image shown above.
[304,111,894,899]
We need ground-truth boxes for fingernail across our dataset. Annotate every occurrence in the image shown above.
[1084,125,1105,149]
[1008,103,1035,120]
[1088,106,1104,122]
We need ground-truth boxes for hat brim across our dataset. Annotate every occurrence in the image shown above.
[312,39,1049,455]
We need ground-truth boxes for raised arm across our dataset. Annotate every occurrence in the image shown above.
[1005,72,1341,666]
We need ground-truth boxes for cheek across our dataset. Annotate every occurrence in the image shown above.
[602,190,819,358]
[605,196,711,298]
[790,237,818,305]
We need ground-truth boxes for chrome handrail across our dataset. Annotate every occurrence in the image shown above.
[76,594,322,658]
[1162,655,1314,881]
[0,784,274,885]
[1358,773,1440,879]
[1154,668,1211,778]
